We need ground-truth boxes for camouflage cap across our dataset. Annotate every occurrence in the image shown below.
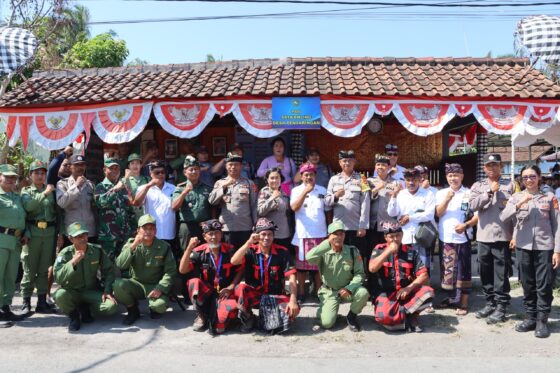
[104,158,120,167]
[0,164,18,176]
[67,222,89,237]
[138,214,157,227]
[29,160,48,172]
[327,220,345,235]
[127,153,142,163]
[183,155,201,169]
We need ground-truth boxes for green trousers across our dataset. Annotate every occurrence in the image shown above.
[53,288,119,316]
[317,286,369,329]
[100,240,124,260]
[0,246,22,307]
[113,278,169,314]
[20,233,55,298]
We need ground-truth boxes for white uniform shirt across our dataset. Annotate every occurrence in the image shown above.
[290,184,329,244]
[387,187,436,245]
[436,186,472,244]
[138,182,176,240]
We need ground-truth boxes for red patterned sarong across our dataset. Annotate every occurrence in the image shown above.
[187,278,238,330]
[373,286,435,330]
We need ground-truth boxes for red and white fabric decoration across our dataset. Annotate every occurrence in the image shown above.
[232,102,284,138]
[393,103,455,136]
[320,102,375,137]
[524,105,558,135]
[92,102,152,143]
[473,104,527,135]
[30,111,85,150]
[154,102,216,138]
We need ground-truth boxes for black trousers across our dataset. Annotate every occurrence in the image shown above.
[223,231,252,250]
[367,227,386,252]
[478,241,511,306]
[177,221,204,252]
[345,230,369,280]
[517,248,554,317]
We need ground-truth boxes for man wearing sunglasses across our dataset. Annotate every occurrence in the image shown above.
[374,144,405,181]
[134,161,177,257]
[469,153,514,325]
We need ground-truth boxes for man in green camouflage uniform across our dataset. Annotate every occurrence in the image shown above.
[122,153,149,228]
[20,161,57,314]
[94,158,134,259]
[113,214,177,324]
[172,155,213,251]
[53,221,118,332]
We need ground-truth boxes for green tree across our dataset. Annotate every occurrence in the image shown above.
[62,32,129,68]
[126,58,149,67]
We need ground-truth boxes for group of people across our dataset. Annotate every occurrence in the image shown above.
[0,139,558,339]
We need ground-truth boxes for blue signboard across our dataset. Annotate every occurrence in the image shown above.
[272,97,321,129]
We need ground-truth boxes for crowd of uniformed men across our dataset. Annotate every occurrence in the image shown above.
[0,140,558,338]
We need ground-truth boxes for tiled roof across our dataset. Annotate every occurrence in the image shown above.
[491,145,552,162]
[2,57,560,108]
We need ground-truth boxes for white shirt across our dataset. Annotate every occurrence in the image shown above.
[138,182,176,240]
[374,164,405,181]
[436,186,472,244]
[387,186,436,245]
[555,187,560,201]
[290,184,329,244]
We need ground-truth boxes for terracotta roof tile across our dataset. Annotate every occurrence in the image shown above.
[2,57,560,107]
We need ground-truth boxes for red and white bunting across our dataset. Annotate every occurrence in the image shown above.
[232,102,284,138]
[30,111,85,150]
[474,104,527,135]
[93,102,152,143]
[524,105,558,135]
[320,103,375,137]
[153,102,216,138]
[392,103,455,136]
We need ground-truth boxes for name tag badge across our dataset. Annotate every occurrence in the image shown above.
[90,260,99,265]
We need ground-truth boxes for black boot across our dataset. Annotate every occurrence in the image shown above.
[515,314,536,333]
[123,304,140,325]
[238,310,255,333]
[1,305,25,321]
[0,308,14,328]
[79,304,94,323]
[475,303,496,319]
[21,297,32,314]
[535,313,550,338]
[486,305,506,324]
[35,294,54,314]
[68,309,81,332]
[346,311,362,332]
[150,309,163,319]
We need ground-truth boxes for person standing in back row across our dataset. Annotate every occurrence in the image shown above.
[469,154,514,325]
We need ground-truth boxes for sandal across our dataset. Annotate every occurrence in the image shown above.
[455,307,468,316]
[436,298,454,309]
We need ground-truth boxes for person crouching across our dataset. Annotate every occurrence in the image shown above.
[178,219,243,334]
[230,217,299,334]
[369,222,435,332]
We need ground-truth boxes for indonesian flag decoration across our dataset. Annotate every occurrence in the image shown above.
[454,103,474,118]
[474,104,527,135]
[449,125,477,154]
[213,103,235,118]
[4,115,19,146]
[73,133,86,156]
[393,103,455,136]
[154,102,216,138]
[92,102,152,143]
[321,103,375,137]
[525,105,558,135]
[30,112,85,150]
[373,103,394,117]
[232,103,284,138]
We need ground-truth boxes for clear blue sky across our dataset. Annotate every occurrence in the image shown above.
[5,1,560,64]
[74,0,560,64]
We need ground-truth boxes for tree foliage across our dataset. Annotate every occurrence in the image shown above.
[62,32,129,69]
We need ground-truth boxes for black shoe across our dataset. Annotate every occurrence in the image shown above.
[122,305,140,326]
[0,310,14,328]
[406,315,424,333]
[346,311,361,332]
[239,310,255,333]
[192,314,208,332]
[21,297,32,314]
[475,304,496,319]
[35,294,55,314]
[79,304,94,323]
[68,309,81,332]
[515,318,537,333]
[150,309,163,319]
[1,305,25,321]
[486,306,506,325]
[535,314,550,338]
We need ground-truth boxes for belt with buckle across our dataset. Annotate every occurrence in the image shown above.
[0,226,23,237]
[26,220,56,229]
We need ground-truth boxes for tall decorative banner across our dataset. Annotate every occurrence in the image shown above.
[272,97,321,129]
